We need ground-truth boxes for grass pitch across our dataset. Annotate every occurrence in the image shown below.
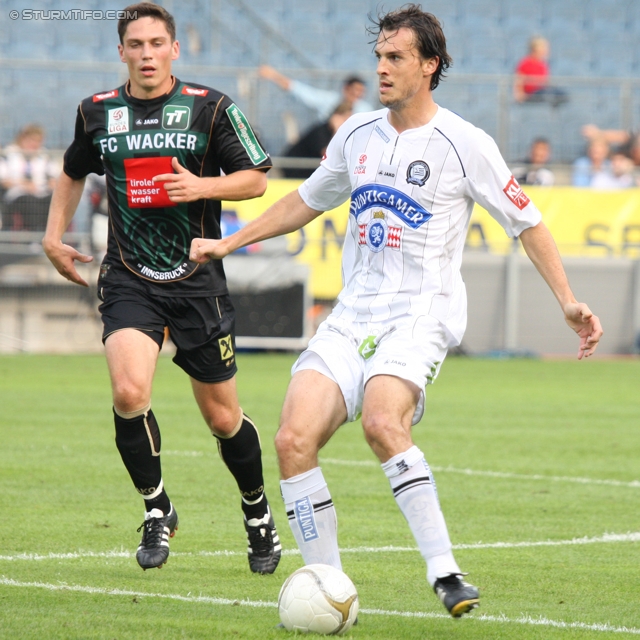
[0,353,638,639]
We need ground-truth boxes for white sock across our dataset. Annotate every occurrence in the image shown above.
[382,446,461,586]
[280,467,342,570]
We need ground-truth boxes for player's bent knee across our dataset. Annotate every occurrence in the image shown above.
[206,407,242,437]
[274,425,305,459]
[362,413,390,438]
[112,382,151,414]
[362,414,402,451]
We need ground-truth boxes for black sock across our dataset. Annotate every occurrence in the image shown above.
[215,413,267,520]
[114,407,171,514]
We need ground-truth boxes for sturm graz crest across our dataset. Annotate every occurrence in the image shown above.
[365,216,388,253]
[406,160,430,186]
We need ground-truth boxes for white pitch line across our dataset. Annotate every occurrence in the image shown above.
[1,577,638,635]
[161,452,640,488]
[163,450,205,457]
[340,531,640,553]
[0,532,637,563]
[358,607,640,635]
[0,577,274,608]
[321,458,640,488]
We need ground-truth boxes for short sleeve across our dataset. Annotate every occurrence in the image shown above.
[63,105,104,179]
[298,120,352,212]
[463,130,542,238]
[212,99,271,175]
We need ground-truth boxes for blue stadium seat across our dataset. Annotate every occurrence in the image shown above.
[0,0,638,164]
[456,26,508,74]
[549,31,593,76]
[502,4,545,33]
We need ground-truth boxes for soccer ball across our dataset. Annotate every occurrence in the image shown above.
[278,564,359,635]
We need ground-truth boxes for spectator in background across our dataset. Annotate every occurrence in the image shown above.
[0,124,59,231]
[591,152,634,189]
[281,102,353,179]
[514,36,568,108]
[582,124,640,168]
[259,65,375,121]
[572,137,612,187]
[512,137,555,186]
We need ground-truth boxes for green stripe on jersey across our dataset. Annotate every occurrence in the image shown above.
[225,104,267,165]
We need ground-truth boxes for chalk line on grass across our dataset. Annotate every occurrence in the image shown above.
[161,452,640,488]
[0,532,637,563]
[321,458,640,488]
[1,577,638,635]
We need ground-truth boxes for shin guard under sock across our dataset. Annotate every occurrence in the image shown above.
[382,445,461,585]
[215,412,267,520]
[281,467,342,570]
[114,405,171,514]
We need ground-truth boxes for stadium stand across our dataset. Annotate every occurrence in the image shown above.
[1,0,640,160]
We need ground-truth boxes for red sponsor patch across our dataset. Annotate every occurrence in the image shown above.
[358,223,403,250]
[181,86,208,96]
[124,156,175,208]
[93,89,118,102]
[387,226,402,249]
[503,175,530,210]
[359,154,367,164]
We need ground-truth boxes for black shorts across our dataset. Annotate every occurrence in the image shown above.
[98,284,237,383]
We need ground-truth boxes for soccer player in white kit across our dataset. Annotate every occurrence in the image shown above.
[191,5,603,618]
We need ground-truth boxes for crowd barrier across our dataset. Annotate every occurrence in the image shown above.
[0,183,638,355]
[230,182,640,300]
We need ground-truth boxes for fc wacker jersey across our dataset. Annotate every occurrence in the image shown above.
[64,78,271,296]
[299,106,542,342]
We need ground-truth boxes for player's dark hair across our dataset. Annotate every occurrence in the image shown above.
[368,4,452,90]
[118,3,177,44]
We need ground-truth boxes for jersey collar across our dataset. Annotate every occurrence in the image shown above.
[123,75,180,107]
[381,104,442,137]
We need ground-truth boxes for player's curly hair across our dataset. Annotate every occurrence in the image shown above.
[118,3,176,43]
[368,4,452,90]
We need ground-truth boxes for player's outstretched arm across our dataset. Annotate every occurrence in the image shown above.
[153,158,267,203]
[42,172,93,287]
[190,189,322,264]
[519,221,603,359]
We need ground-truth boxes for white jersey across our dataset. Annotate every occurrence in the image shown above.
[298,106,542,342]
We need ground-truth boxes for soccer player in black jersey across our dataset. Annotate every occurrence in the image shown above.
[42,2,281,574]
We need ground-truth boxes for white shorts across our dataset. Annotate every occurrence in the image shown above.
[292,314,452,425]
